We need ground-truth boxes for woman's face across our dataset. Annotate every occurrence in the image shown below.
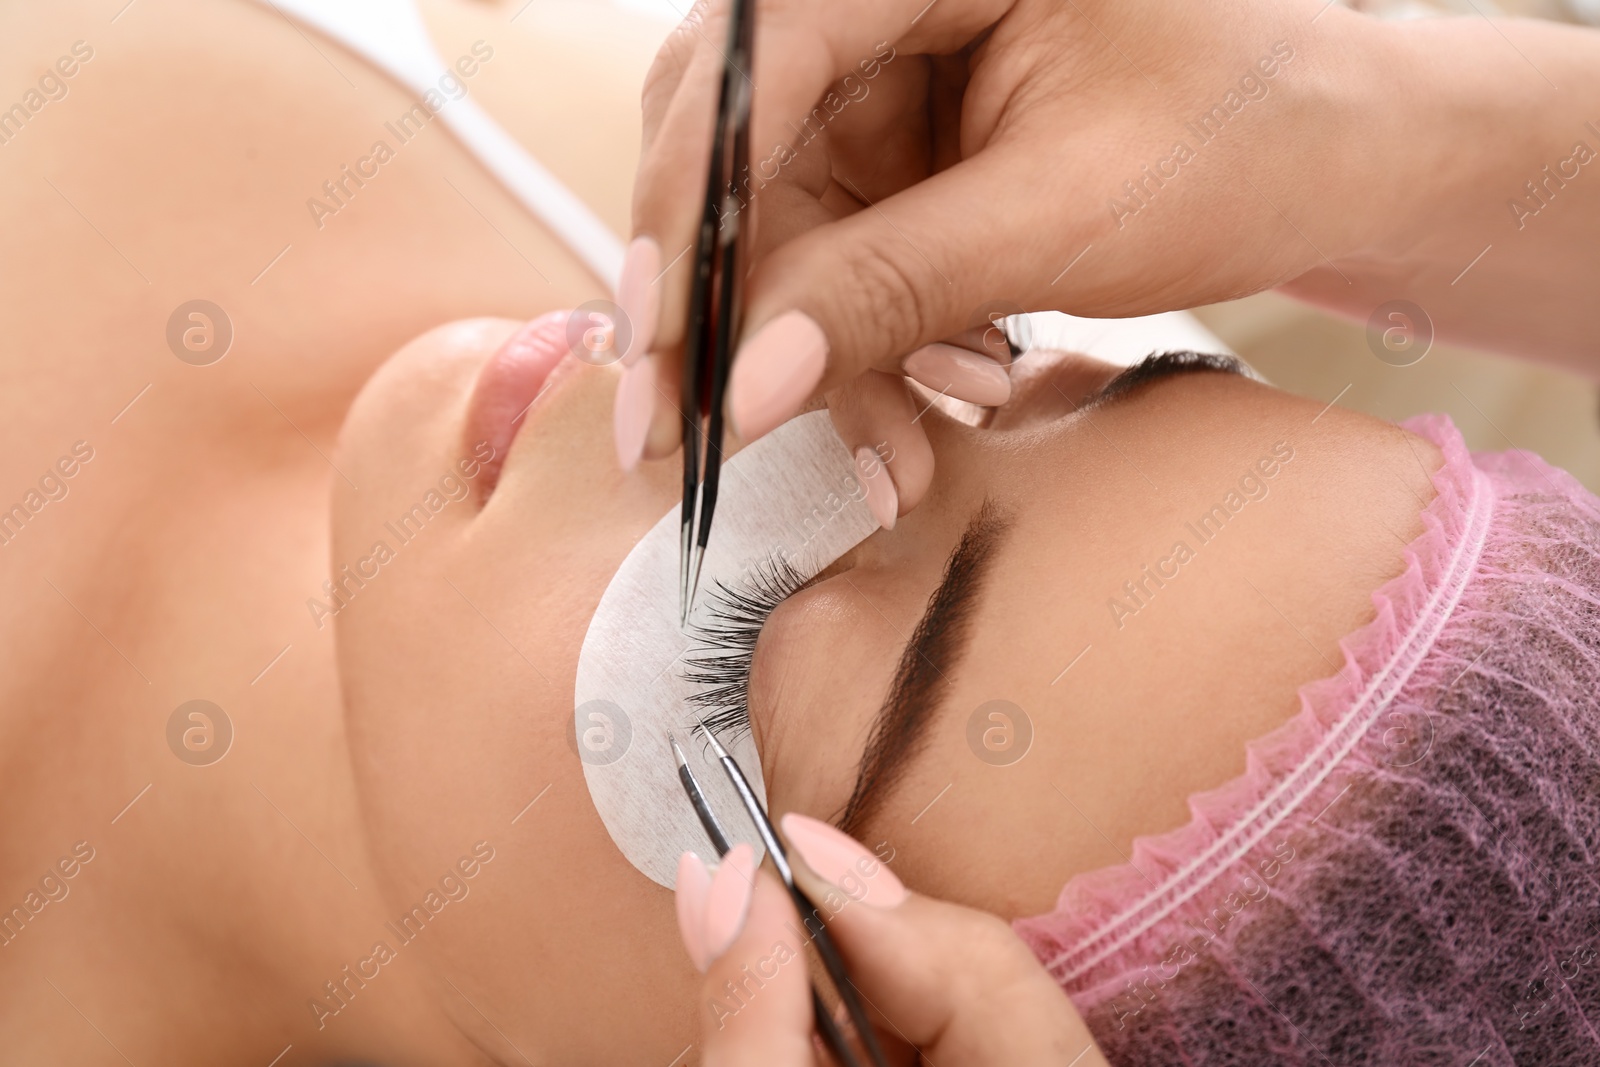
[329,315,1327,1060]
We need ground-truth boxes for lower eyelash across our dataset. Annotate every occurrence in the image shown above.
[680,556,807,740]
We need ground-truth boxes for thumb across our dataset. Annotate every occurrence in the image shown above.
[779,813,1112,1067]
[677,847,817,1067]
[727,147,1055,444]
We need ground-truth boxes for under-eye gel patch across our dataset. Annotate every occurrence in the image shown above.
[574,411,880,888]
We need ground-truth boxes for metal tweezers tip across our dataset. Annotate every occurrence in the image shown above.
[678,531,693,629]
[682,545,706,629]
[696,720,731,760]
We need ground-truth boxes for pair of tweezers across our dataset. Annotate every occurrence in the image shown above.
[679,0,755,628]
[669,727,890,1067]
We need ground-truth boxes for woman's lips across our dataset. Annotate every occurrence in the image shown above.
[462,311,576,500]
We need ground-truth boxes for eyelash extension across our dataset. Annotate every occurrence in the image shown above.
[679,555,808,741]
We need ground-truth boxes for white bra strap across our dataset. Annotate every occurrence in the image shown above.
[253,0,624,289]
[435,98,624,289]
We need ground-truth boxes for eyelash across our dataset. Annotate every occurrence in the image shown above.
[680,555,807,740]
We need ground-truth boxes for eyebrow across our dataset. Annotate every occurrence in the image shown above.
[836,503,1010,836]
[829,352,1239,833]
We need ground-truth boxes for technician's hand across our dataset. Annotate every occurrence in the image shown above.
[609,0,1400,510]
[672,815,1109,1066]
[616,0,1600,505]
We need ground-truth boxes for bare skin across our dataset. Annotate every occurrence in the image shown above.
[1,1,1440,1064]
[623,0,1600,523]
[0,0,650,1061]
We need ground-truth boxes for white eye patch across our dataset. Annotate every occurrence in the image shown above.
[574,411,880,888]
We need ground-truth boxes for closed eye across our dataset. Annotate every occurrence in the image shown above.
[680,556,809,741]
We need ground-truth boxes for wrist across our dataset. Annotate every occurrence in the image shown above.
[1323,14,1543,267]
[1297,9,1435,264]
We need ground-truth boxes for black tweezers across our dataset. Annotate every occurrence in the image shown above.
[669,727,891,1067]
[679,0,755,628]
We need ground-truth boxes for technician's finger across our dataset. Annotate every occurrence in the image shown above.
[613,43,717,472]
[636,0,706,157]
[726,141,1067,444]
[619,91,837,470]
[614,1,729,472]
[617,0,707,415]
[826,371,933,531]
[625,0,1019,450]
[623,1,724,350]
[779,814,1111,1066]
[675,849,816,1067]
[743,0,1012,186]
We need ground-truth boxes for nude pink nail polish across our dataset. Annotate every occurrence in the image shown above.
[615,236,661,366]
[902,343,1011,406]
[854,446,898,531]
[675,851,713,972]
[728,311,827,442]
[613,356,656,472]
[780,813,907,909]
[702,843,756,963]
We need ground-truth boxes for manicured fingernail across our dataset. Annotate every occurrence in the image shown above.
[613,356,656,472]
[728,311,827,442]
[781,813,907,910]
[615,236,661,366]
[675,851,713,972]
[902,343,1011,406]
[702,843,756,963]
[854,446,897,531]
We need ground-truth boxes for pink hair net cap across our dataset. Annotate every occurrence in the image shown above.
[1015,414,1600,1065]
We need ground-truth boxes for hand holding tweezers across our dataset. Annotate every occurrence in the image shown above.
[679,0,755,628]
[669,728,892,1067]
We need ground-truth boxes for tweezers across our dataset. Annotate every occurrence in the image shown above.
[669,727,891,1067]
[679,0,755,628]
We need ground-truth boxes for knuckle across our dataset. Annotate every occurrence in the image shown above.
[677,0,728,45]
[638,0,725,152]
[640,45,684,120]
[835,242,935,364]
[636,32,731,232]
[963,909,1035,968]
[641,0,713,114]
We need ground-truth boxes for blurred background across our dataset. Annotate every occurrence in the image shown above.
[1191,292,1600,492]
